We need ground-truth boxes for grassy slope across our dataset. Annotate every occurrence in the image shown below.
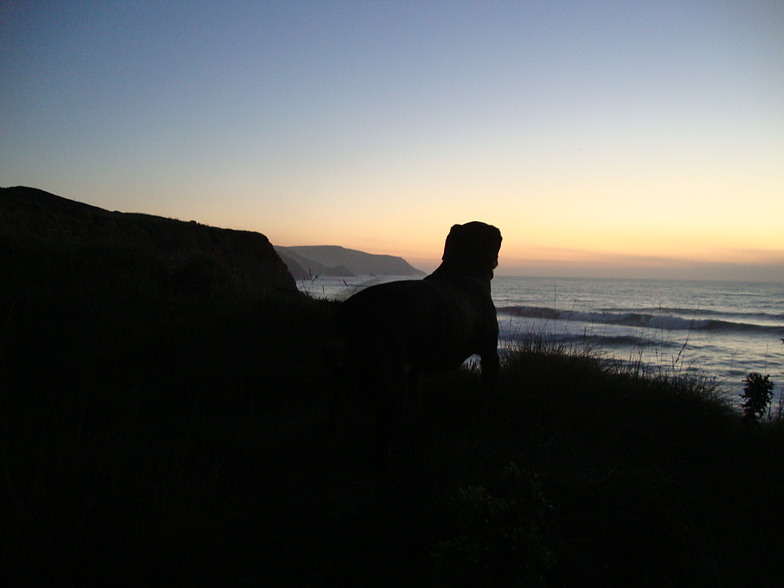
[2,205,783,586]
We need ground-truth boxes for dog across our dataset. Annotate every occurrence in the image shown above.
[329,221,502,469]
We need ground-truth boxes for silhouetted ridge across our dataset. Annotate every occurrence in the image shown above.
[0,186,296,293]
[276,244,424,279]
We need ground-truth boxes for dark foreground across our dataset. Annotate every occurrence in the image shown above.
[2,272,784,587]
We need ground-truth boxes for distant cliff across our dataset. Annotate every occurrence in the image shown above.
[274,247,353,279]
[275,245,425,279]
[0,186,296,295]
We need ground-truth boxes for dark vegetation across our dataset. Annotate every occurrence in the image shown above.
[2,189,783,586]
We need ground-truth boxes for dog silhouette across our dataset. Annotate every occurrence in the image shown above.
[330,221,502,469]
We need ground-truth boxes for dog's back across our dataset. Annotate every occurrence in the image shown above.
[336,277,497,374]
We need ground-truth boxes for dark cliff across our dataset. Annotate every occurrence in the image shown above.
[0,186,296,297]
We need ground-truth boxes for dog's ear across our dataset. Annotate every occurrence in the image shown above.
[481,225,502,270]
[489,226,502,268]
[441,224,465,261]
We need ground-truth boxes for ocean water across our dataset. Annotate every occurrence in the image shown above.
[299,275,784,404]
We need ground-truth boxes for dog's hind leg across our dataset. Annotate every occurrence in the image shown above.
[368,348,409,471]
[373,391,402,471]
[406,366,425,415]
[324,381,350,434]
[324,335,351,434]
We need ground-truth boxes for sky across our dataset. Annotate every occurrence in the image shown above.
[1,1,783,281]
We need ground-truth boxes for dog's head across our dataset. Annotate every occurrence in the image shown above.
[440,221,502,279]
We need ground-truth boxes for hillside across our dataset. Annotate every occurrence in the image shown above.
[0,186,296,294]
[276,244,425,278]
[2,186,783,587]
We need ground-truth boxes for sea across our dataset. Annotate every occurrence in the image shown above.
[299,275,784,405]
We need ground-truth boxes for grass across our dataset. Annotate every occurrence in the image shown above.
[2,215,783,585]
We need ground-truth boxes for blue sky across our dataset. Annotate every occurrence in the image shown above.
[1,1,783,280]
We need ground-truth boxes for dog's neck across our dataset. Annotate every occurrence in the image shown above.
[427,258,494,290]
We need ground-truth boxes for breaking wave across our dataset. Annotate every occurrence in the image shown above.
[496,305,784,336]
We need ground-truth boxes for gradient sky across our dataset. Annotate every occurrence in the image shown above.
[2,1,783,280]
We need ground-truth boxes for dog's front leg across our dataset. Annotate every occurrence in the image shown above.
[479,348,499,416]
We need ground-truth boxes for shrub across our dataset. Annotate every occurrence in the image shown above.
[740,372,775,429]
[432,464,554,587]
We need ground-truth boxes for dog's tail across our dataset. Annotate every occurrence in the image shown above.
[323,310,351,431]
[324,333,347,374]
[323,305,349,373]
